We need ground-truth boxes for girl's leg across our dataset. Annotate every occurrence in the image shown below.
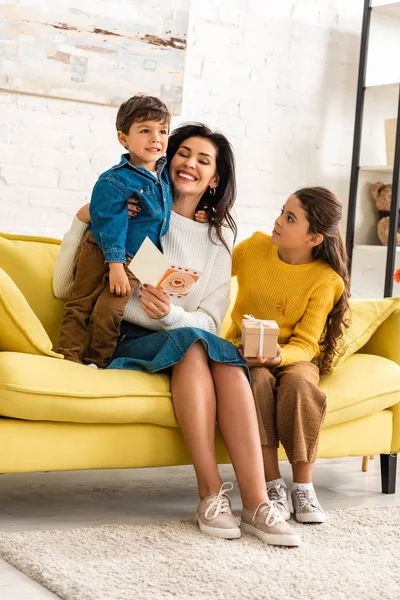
[209,361,268,510]
[275,362,327,523]
[250,367,281,481]
[170,342,222,500]
[274,362,326,467]
[250,366,290,519]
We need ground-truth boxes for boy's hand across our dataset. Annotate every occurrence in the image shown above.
[238,344,282,368]
[109,263,131,296]
[128,197,141,218]
[195,207,209,223]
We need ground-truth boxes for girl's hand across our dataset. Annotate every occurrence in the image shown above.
[238,344,282,368]
[128,197,141,218]
[140,284,171,319]
[109,263,131,296]
[76,203,91,224]
[195,207,209,223]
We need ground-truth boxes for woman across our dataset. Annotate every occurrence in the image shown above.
[54,123,300,547]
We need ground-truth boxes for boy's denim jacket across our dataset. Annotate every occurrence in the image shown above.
[90,153,172,264]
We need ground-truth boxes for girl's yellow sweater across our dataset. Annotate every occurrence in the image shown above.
[225,232,345,366]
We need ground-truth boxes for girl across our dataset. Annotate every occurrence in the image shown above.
[226,187,349,524]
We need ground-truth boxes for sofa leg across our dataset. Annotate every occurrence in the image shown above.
[380,453,397,494]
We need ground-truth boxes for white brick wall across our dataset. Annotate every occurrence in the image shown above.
[0,0,363,239]
[4,0,390,297]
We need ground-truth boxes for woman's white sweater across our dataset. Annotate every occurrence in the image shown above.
[53,211,234,334]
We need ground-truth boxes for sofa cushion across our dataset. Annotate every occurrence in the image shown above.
[0,351,399,429]
[321,353,400,427]
[331,297,400,370]
[0,232,64,347]
[0,352,176,427]
[0,268,63,359]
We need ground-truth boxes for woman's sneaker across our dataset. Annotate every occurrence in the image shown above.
[241,501,301,547]
[267,481,290,521]
[291,484,326,523]
[196,482,241,539]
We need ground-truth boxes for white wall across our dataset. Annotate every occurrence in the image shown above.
[0,0,363,241]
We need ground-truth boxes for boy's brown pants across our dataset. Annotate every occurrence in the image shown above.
[250,362,327,464]
[57,231,138,368]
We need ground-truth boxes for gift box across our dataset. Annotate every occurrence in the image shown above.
[242,315,280,358]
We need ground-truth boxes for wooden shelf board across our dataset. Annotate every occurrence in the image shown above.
[365,82,400,91]
[371,1,400,19]
[359,165,394,173]
[354,244,400,252]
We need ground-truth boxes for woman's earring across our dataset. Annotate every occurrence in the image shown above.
[209,187,216,196]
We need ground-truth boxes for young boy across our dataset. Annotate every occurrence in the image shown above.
[57,95,173,368]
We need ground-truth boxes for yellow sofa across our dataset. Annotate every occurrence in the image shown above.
[0,232,399,494]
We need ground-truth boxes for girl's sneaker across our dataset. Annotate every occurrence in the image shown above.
[291,485,326,523]
[267,481,290,521]
[241,501,301,547]
[196,482,241,539]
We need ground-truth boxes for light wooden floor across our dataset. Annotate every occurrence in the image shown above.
[0,457,399,599]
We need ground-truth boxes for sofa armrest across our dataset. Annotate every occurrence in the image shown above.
[361,308,400,366]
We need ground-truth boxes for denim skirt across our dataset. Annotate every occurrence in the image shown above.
[108,321,248,376]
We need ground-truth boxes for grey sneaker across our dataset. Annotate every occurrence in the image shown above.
[267,481,290,521]
[291,485,326,523]
[196,482,241,539]
[241,501,301,547]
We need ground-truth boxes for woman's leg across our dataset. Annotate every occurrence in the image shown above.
[209,361,268,510]
[170,342,222,500]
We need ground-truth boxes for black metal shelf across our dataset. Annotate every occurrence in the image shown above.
[346,0,400,297]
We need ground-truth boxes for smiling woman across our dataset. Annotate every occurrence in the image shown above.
[53,122,301,547]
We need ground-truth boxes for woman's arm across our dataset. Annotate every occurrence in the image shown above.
[52,207,89,299]
[139,230,234,334]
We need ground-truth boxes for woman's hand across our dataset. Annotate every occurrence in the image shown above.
[128,197,141,218]
[238,344,282,368]
[76,203,91,224]
[139,284,171,319]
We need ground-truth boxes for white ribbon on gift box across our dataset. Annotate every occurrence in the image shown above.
[243,314,276,356]
[243,314,265,355]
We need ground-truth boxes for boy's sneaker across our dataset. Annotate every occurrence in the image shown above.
[291,485,326,523]
[267,481,290,521]
[241,501,301,547]
[196,482,241,539]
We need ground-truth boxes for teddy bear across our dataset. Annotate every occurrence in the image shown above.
[371,182,400,246]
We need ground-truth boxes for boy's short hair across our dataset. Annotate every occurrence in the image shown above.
[116,95,171,134]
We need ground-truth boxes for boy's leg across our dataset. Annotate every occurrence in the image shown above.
[57,232,108,363]
[85,265,138,368]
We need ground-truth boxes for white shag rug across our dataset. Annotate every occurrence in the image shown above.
[0,506,399,600]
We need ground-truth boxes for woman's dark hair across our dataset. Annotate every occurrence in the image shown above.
[166,123,237,250]
[295,186,351,374]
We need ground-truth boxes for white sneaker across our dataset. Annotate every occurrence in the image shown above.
[196,482,241,539]
[267,481,290,521]
[291,485,326,523]
[241,501,301,547]
[87,363,99,369]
